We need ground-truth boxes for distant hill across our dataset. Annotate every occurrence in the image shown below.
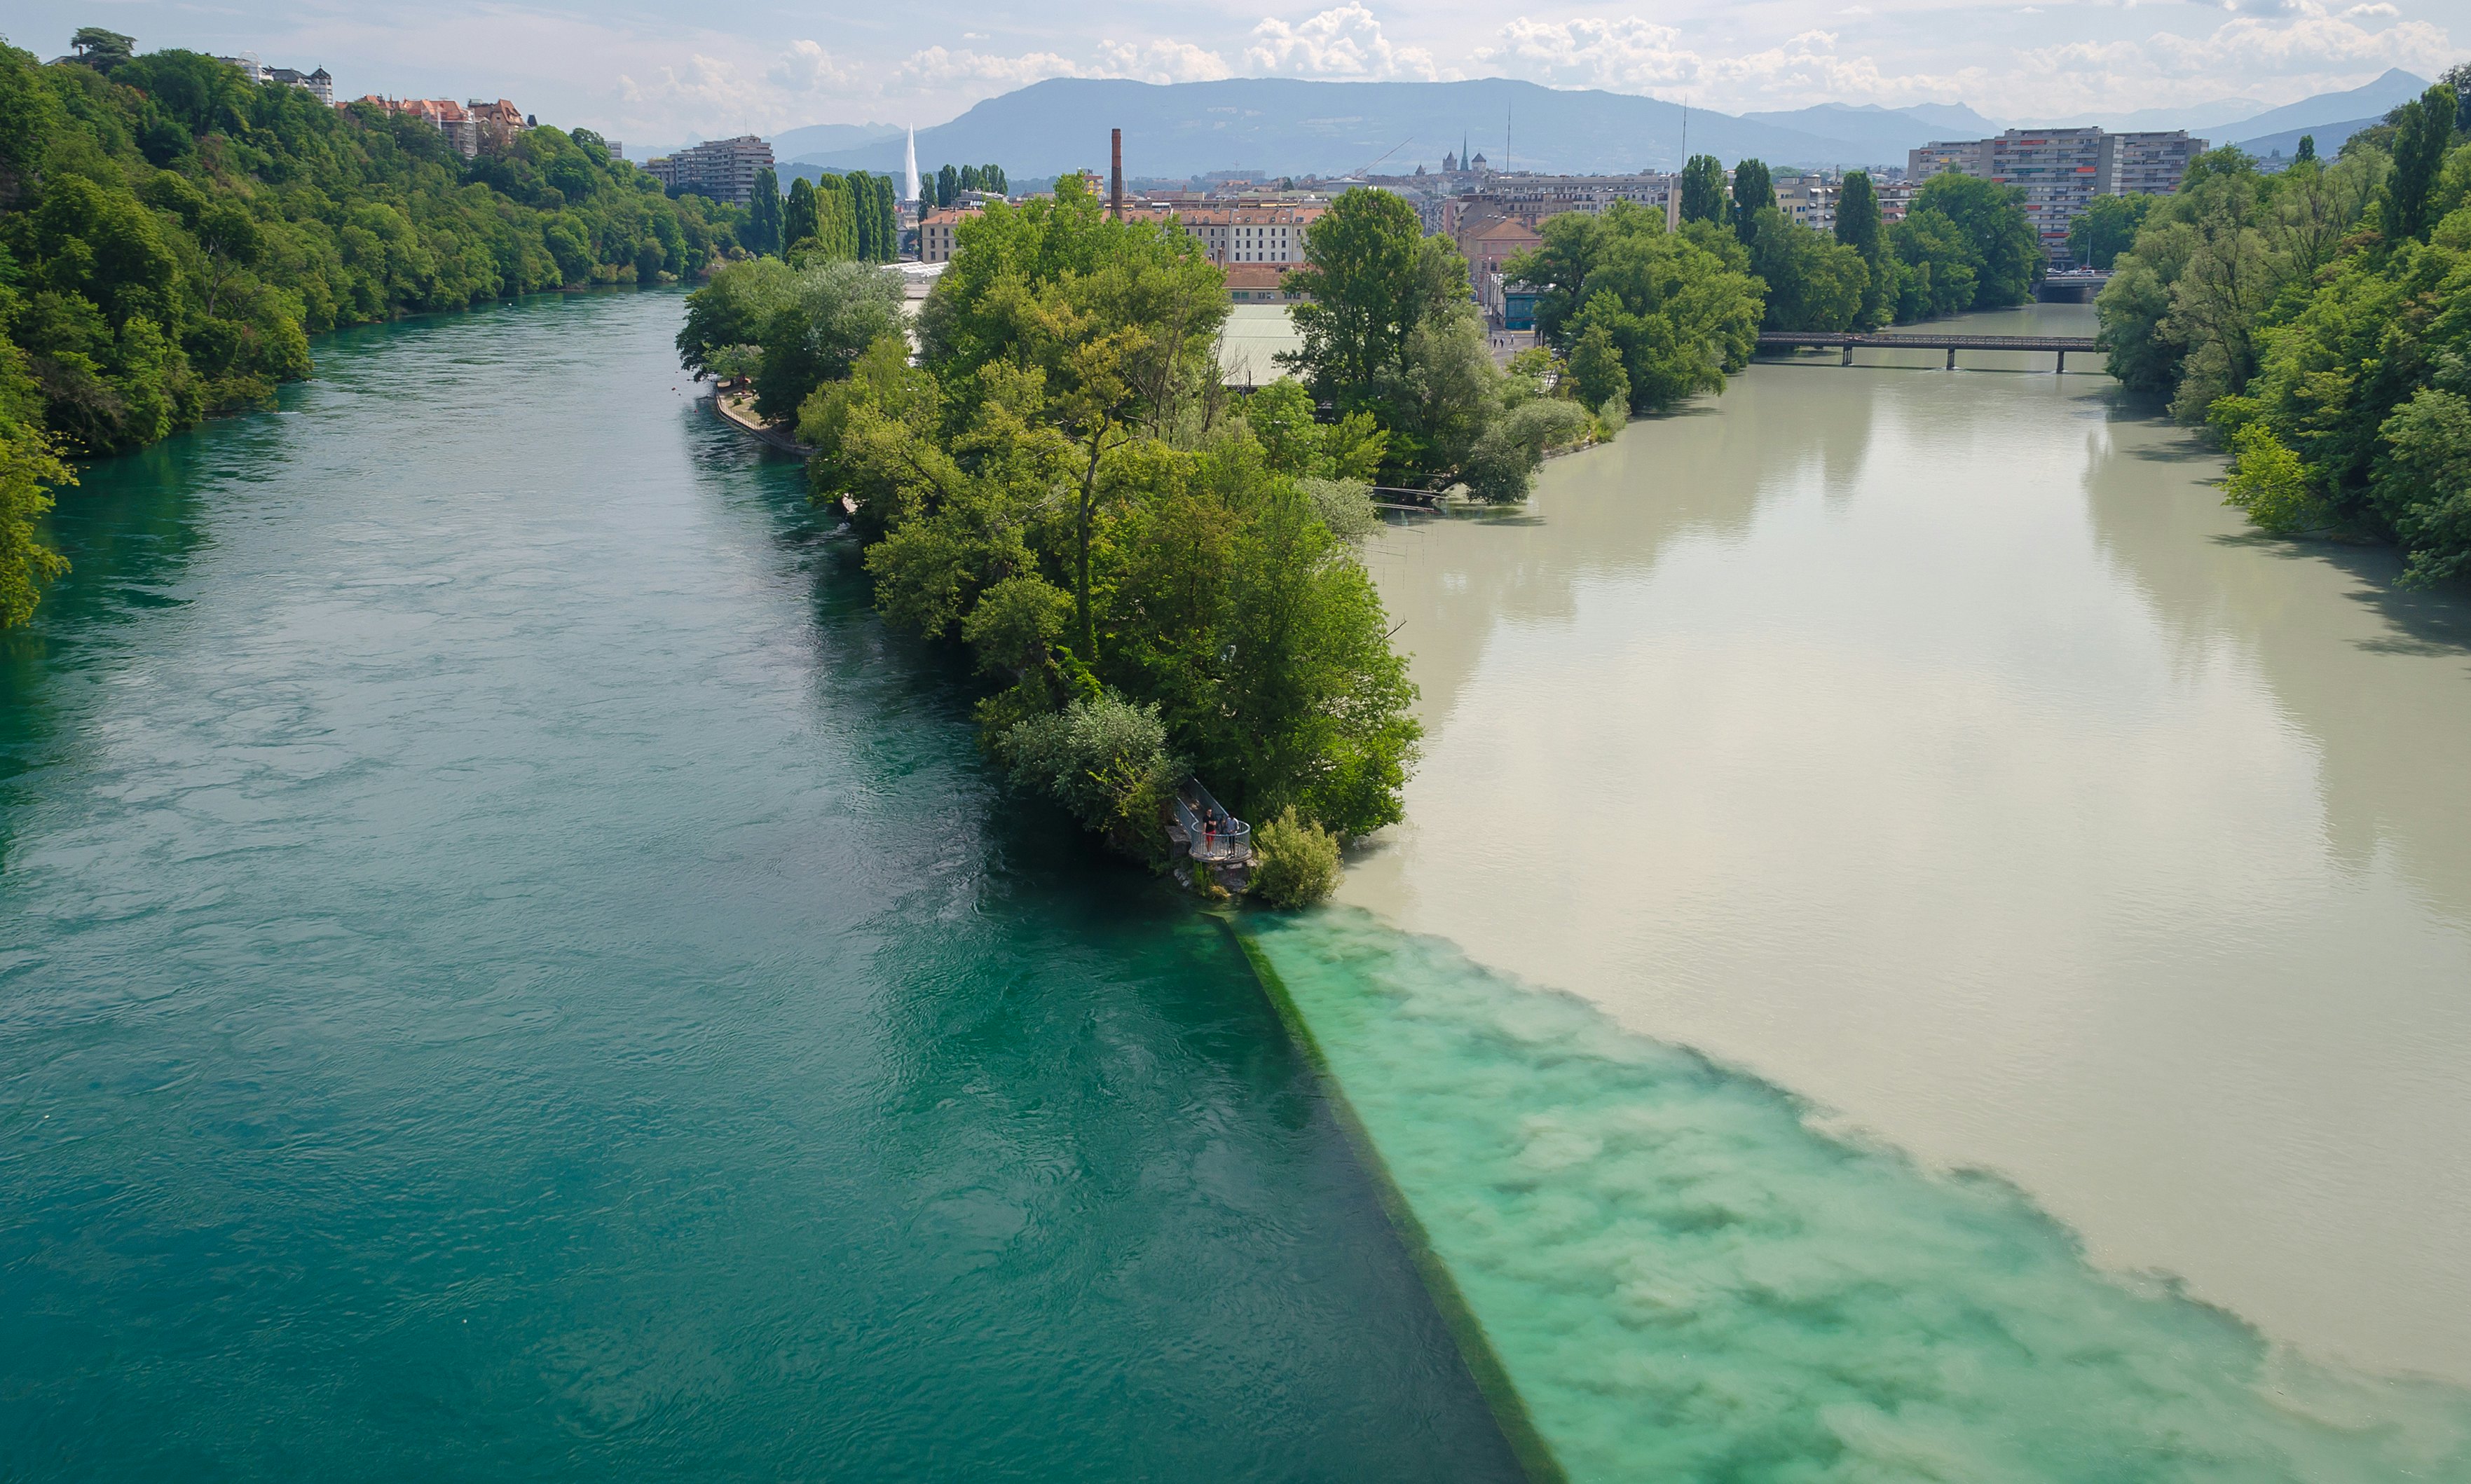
[2236,116,2386,162]
[2194,69,2426,144]
[1739,102,1999,155]
[789,77,1938,179]
[767,70,2441,184]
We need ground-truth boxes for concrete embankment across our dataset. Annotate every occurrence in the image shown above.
[710,387,814,455]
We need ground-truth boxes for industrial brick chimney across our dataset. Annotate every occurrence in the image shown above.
[1110,128,1123,221]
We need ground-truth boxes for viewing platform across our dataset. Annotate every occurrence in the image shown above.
[1755,331,2101,372]
[1166,778,1252,865]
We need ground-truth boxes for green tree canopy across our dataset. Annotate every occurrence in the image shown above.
[1834,170,1892,328]
[2066,193,2156,270]
[1679,155,1727,226]
[1505,200,1763,412]
[1730,159,1774,242]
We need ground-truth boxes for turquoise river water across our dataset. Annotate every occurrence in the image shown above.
[6,289,2470,1482]
[0,291,1520,1481]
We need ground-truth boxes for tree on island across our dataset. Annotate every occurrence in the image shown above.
[1505,199,1763,411]
[1281,188,1590,499]
[730,173,1426,860]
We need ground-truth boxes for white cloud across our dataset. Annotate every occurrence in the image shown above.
[1477,19,1985,107]
[894,45,1090,90]
[1096,39,1236,83]
[768,41,851,95]
[1246,5,1441,79]
[2021,0,2451,97]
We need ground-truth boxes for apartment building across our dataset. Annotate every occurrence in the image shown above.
[1908,140,1990,183]
[1990,128,2107,263]
[1906,128,2204,266]
[2107,132,2205,195]
[643,136,774,207]
[1773,174,1835,232]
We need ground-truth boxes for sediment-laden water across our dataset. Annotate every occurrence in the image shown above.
[0,291,1520,1482]
[1324,305,2471,1471]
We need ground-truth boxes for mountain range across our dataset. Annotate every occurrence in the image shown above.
[753,68,2431,180]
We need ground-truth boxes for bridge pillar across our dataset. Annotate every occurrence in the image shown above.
[1945,346,1956,371]
[2055,350,2066,374]
[1842,343,1854,366]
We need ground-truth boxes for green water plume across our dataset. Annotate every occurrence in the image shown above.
[1240,910,2471,1483]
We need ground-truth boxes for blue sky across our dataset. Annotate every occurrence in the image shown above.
[10,0,2460,146]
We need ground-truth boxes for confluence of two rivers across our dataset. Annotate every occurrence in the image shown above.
[4,290,2467,1481]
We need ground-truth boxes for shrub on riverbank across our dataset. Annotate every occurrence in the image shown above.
[1249,807,1341,907]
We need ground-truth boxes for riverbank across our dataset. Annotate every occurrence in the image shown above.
[710,385,815,455]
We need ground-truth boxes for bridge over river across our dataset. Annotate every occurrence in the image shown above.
[1756,331,2102,371]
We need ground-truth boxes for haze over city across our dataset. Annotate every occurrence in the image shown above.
[6,0,2458,144]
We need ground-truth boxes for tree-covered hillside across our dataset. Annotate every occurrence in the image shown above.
[0,29,750,626]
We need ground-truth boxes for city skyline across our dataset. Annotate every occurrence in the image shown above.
[6,0,2458,149]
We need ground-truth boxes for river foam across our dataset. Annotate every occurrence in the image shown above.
[1245,910,2471,1483]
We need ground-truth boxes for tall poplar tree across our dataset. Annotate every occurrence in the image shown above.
[1833,170,1891,328]
[2381,83,2458,243]
[784,176,821,254]
[1679,156,1727,226]
[746,167,783,256]
[936,163,959,207]
[1731,159,1774,243]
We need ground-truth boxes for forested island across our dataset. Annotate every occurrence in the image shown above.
[2097,76,2471,588]
[672,158,2049,895]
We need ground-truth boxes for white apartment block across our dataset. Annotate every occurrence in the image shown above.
[1905,128,2206,268]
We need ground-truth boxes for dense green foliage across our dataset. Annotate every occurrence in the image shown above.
[1249,805,1341,906]
[1679,155,1727,226]
[674,255,902,418]
[1730,158,1774,244]
[766,175,1420,851]
[743,167,782,256]
[1886,173,2042,322]
[1833,170,1893,329]
[2067,193,2156,271]
[1280,186,1597,497]
[994,692,1177,856]
[1745,207,1868,331]
[2100,82,2471,585]
[0,30,748,626]
[925,163,1009,208]
[1505,200,1763,411]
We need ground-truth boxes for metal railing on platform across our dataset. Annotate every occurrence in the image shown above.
[1172,779,1252,863]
